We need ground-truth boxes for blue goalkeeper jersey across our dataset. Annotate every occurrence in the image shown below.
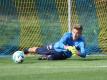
[54,32,86,58]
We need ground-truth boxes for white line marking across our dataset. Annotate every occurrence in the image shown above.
[28,65,107,69]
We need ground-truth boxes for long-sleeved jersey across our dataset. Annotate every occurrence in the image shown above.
[54,32,86,58]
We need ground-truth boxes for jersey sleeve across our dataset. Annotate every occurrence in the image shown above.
[78,41,86,58]
[54,32,71,52]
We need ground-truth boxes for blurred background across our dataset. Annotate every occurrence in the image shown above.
[0,0,107,55]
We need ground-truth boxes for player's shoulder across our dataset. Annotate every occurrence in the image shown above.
[62,32,73,39]
[63,32,72,36]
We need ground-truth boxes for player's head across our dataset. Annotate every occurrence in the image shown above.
[72,24,83,40]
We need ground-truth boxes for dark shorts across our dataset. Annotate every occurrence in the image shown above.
[36,44,67,60]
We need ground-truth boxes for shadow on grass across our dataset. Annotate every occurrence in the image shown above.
[68,56,107,61]
[21,55,107,64]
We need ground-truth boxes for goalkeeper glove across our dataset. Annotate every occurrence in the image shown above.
[66,46,78,56]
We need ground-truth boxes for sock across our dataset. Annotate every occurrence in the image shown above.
[23,48,29,55]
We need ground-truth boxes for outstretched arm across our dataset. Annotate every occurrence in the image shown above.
[78,42,86,58]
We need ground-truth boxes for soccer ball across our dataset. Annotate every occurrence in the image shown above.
[12,51,25,63]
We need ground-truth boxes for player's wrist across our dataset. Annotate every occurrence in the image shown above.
[64,45,74,49]
[64,45,69,49]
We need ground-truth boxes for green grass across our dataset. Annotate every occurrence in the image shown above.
[0,55,107,80]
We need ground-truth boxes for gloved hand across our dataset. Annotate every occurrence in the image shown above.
[66,46,78,56]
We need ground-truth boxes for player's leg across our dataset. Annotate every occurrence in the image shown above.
[24,44,53,55]
[38,51,67,60]
[23,47,39,55]
[49,53,67,60]
[24,45,68,60]
[24,45,50,55]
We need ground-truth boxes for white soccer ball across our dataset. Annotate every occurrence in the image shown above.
[12,51,25,63]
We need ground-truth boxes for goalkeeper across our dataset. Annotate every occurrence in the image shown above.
[24,24,86,60]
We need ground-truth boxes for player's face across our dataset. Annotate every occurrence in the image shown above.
[72,28,82,40]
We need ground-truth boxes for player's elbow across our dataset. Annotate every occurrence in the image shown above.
[79,53,86,58]
[78,51,86,58]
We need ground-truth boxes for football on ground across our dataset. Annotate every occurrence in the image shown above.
[12,51,25,63]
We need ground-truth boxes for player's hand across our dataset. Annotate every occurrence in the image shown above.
[66,46,78,56]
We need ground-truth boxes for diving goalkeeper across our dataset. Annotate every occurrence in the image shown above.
[24,24,86,60]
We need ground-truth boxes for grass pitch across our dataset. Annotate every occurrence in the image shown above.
[0,55,107,80]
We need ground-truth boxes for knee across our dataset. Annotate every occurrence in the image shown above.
[29,47,38,52]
